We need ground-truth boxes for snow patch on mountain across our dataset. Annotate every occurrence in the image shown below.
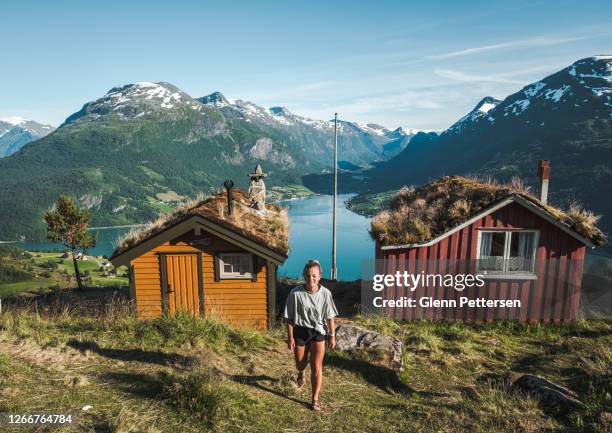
[447,96,502,133]
[544,84,572,102]
[0,116,28,126]
[107,82,191,111]
[63,82,206,125]
[355,122,389,136]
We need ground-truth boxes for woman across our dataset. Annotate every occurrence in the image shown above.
[282,259,339,411]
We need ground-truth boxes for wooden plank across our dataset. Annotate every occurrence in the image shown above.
[136,285,162,292]
[415,247,427,320]
[207,313,267,319]
[167,256,175,315]
[136,295,163,300]
[135,295,162,300]
[531,216,549,322]
[151,245,200,253]
[205,295,267,301]
[435,238,447,321]
[390,254,398,319]
[397,252,406,320]
[136,279,162,285]
[205,305,267,311]
[205,300,267,306]
[185,255,193,313]
[406,248,416,321]
[553,258,568,323]
[543,230,561,323]
[507,281,518,321]
[135,256,160,262]
[426,243,437,321]
[202,279,266,288]
[192,255,200,315]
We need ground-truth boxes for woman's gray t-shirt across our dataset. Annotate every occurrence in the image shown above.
[282,285,338,335]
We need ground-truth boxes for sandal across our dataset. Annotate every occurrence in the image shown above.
[310,400,322,411]
[296,371,305,388]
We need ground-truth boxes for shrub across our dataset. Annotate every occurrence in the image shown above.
[162,366,255,430]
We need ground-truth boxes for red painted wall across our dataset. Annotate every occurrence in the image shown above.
[377,202,586,323]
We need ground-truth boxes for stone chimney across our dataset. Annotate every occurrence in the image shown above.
[223,179,234,216]
[248,164,267,211]
[537,160,551,205]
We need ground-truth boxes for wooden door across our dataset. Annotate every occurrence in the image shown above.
[163,254,202,315]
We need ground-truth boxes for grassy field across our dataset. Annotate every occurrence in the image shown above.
[0,291,609,433]
[0,246,128,298]
[346,190,397,217]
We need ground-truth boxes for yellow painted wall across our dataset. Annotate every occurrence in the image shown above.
[131,229,269,329]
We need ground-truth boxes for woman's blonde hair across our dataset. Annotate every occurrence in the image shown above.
[303,259,323,276]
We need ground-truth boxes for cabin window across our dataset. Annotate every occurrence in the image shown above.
[478,230,538,275]
[218,253,253,279]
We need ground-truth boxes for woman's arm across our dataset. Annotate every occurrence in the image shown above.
[286,321,295,351]
[327,318,336,350]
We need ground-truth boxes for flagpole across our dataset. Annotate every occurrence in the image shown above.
[331,112,338,280]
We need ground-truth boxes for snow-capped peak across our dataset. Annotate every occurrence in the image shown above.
[354,122,390,136]
[104,82,193,109]
[61,81,205,126]
[198,91,230,108]
[0,116,28,126]
[447,96,501,133]
[386,127,418,140]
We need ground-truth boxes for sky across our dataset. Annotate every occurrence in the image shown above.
[1,0,611,130]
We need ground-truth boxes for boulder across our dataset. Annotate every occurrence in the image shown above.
[513,374,586,413]
[335,324,403,371]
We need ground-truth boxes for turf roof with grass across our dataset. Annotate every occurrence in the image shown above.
[112,189,289,258]
[371,176,606,247]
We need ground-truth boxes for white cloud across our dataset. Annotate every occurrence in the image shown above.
[428,35,588,59]
[434,69,526,85]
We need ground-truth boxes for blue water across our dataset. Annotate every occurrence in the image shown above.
[13,194,375,280]
[278,194,374,280]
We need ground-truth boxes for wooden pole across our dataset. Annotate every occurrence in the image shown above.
[331,113,338,280]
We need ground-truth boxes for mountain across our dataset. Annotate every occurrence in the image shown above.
[196,92,415,163]
[0,117,54,157]
[0,82,414,241]
[322,56,612,244]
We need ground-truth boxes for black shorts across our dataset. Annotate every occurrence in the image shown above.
[293,325,326,346]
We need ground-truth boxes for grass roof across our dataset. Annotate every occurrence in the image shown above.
[112,189,289,258]
[371,176,606,247]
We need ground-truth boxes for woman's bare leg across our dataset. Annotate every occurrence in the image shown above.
[293,344,309,381]
[309,340,326,403]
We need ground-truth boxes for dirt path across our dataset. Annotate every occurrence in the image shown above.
[0,337,95,371]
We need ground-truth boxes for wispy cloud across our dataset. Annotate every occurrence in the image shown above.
[433,69,527,85]
[428,35,588,59]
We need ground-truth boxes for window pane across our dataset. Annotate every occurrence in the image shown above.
[508,232,535,272]
[479,232,505,271]
[221,253,251,277]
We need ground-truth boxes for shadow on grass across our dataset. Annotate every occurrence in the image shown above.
[229,374,310,408]
[324,353,415,396]
[67,339,196,367]
[98,371,165,399]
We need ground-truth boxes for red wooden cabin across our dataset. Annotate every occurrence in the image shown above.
[371,164,605,323]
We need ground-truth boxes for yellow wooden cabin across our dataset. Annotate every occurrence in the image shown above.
[109,188,289,330]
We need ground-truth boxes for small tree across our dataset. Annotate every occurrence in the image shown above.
[44,195,96,291]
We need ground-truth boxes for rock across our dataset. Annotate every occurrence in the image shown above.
[335,324,403,371]
[513,374,586,413]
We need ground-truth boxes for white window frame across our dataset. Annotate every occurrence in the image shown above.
[218,252,254,279]
[476,230,539,279]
